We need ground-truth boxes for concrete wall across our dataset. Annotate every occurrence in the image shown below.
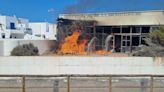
[0,56,163,75]
[18,40,52,54]
[6,16,29,29]
[3,40,18,56]
[6,16,19,29]
[29,22,56,40]
[18,18,29,28]
[48,24,57,40]
[0,16,30,39]
[2,40,53,56]
[0,41,4,56]
[0,16,6,30]
[29,23,46,36]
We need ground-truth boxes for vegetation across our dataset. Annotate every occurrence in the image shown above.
[149,26,164,46]
[132,26,164,57]
[11,43,39,56]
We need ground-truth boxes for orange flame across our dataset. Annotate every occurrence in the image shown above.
[59,31,87,55]
[95,50,112,55]
[78,39,88,55]
[59,31,112,55]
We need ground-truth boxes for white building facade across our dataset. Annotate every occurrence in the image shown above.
[0,15,57,40]
[29,22,57,40]
[0,15,32,39]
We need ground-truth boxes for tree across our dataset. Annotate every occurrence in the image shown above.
[11,43,39,56]
[132,26,164,57]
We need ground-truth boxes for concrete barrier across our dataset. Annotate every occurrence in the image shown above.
[0,56,163,75]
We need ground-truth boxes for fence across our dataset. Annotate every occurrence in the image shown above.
[0,75,164,92]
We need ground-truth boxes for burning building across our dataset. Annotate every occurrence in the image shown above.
[57,10,164,54]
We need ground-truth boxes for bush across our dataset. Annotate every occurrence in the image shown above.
[132,26,164,57]
[150,26,164,46]
[11,43,39,56]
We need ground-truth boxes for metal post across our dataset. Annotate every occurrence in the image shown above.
[67,76,70,92]
[120,26,123,52]
[109,77,112,92]
[93,22,96,51]
[139,26,142,45]
[130,26,133,53]
[150,77,154,92]
[22,76,26,92]
[93,22,96,37]
[113,35,115,52]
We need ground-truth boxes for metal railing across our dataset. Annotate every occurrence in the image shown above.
[0,75,164,92]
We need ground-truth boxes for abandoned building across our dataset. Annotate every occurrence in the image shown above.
[57,10,164,53]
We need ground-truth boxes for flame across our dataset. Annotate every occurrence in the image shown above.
[59,31,87,55]
[78,39,88,55]
[58,31,112,55]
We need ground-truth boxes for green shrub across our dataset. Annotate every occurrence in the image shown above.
[11,43,39,56]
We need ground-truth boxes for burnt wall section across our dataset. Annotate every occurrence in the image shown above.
[57,18,96,42]
[57,18,155,53]
[57,18,97,52]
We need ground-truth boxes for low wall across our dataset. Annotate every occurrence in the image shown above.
[0,56,163,75]
[0,40,54,56]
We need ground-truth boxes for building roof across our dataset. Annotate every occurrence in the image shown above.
[59,10,164,26]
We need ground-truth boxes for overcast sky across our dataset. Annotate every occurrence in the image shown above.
[0,0,164,23]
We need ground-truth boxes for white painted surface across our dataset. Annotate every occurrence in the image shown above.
[0,57,163,75]
[0,15,56,39]
[0,16,6,30]
[0,15,30,39]
[0,40,52,56]
[0,41,4,56]
[3,40,18,56]
[29,22,56,40]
